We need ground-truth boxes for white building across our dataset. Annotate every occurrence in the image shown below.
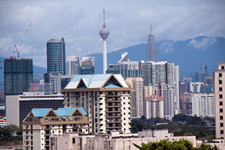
[49,130,196,150]
[192,93,215,117]
[62,74,131,134]
[67,56,80,75]
[6,92,64,126]
[190,82,204,93]
[145,94,164,119]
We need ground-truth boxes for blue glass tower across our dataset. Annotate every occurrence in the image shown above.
[47,37,65,75]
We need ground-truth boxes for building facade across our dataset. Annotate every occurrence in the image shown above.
[62,74,131,134]
[67,56,80,75]
[192,93,215,117]
[6,92,64,126]
[4,57,33,95]
[214,63,225,139]
[47,38,65,75]
[107,53,143,79]
[126,77,144,118]
[80,57,95,74]
[145,94,164,119]
[190,82,204,93]
[23,107,89,150]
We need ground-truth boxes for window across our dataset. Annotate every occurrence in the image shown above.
[220,109,223,113]
[72,138,76,144]
[219,80,222,84]
[220,116,223,120]
[219,73,222,77]
[220,102,223,106]
[220,123,224,127]
[222,66,225,70]
[220,130,224,134]
[220,94,223,99]
[220,87,223,91]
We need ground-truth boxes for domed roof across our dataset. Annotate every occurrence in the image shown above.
[99,27,109,40]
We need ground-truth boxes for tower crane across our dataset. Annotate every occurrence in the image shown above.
[13,23,32,58]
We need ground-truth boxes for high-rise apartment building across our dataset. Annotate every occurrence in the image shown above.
[4,57,33,95]
[47,37,65,75]
[214,63,225,139]
[62,74,131,134]
[145,94,164,119]
[126,77,144,118]
[142,61,179,119]
[146,25,157,61]
[80,57,95,74]
[192,93,215,117]
[67,56,80,75]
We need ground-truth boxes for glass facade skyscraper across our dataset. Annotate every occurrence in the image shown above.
[4,57,33,95]
[47,37,65,75]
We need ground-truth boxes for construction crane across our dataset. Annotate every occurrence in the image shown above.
[0,61,2,70]
[13,23,32,58]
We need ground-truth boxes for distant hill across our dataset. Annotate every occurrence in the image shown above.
[89,36,225,77]
[0,57,46,90]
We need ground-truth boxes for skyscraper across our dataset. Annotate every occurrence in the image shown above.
[214,62,225,139]
[67,56,80,75]
[142,61,179,119]
[99,9,110,74]
[80,56,95,74]
[47,37,65,75]
[4,57,33,95]
[146,25,157,61]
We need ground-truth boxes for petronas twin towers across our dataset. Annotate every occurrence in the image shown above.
[146,25,157,61]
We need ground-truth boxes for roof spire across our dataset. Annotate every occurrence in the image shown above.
[103,8,106,28]
[150,23,153,34]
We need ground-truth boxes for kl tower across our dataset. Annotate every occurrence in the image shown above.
[99,9,110,74]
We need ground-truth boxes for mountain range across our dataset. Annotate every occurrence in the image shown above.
[0,36,224,90]
[89,36,225,76]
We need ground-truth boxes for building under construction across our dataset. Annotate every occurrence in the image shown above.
[4,57,33,95]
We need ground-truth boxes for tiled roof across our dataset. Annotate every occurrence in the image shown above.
[55,107,87,116]
[32,108,51,117]
[65,74,128,89]
[31,107,87,118]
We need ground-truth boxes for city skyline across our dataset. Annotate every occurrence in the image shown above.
[0,0,224,68]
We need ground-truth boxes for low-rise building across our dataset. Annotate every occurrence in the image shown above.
[23,107,89,150]
[50,130,196,150]
[6,92,64,126]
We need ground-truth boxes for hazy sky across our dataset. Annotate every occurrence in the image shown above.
[0,0,225,67]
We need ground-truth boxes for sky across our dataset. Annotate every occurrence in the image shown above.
[0,0,225,68]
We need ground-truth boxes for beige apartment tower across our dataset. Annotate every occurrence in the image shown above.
[214,63,225,139]
[126,77,144,118]
[62,74,131,134]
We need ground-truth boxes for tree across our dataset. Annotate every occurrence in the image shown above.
[133,140,218,150]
